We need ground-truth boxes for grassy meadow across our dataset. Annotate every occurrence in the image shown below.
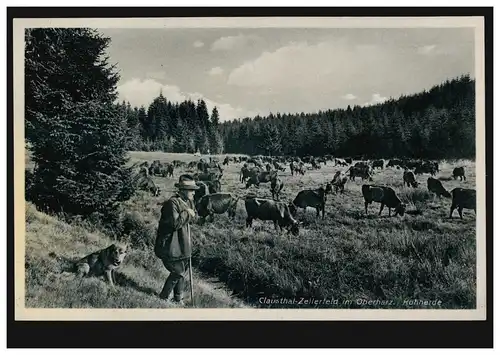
[25,151,477,309]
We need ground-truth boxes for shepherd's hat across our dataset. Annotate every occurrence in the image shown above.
[174,174,200,190]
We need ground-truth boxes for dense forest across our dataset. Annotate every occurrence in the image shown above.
[219,75,475,159]
[119,75,475,160]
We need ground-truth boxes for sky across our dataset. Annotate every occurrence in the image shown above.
[99,27,475,122]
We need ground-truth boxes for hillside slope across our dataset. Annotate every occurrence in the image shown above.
[25,202,248,308]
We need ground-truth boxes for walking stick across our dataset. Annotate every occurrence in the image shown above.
[188,223,195,307]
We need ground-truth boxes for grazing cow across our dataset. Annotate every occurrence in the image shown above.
[194,181,209,203]
[240,165,261,183]
[453,167,466,181]
[387,159,403,168]
[354,162,369,169]
[331,171,348,193]
[403,170,419,188]
[244,197,301,235]
[204,179,222,194]
[273,161,286,171]
[294,163,306,176]
[362,184,406,217]
[195,171,220,182]
[270,177,284,201]
[317,157,327,165]
[246,170,278,189]
[196,193,240,224]
[427,177,451,198]
[165,163,174,178]
[372,159,384,170]
[449,188,476,219]
[347,166,373,181]
[289,185,331,219]
[136,176,160,196]
[414,161,438,176]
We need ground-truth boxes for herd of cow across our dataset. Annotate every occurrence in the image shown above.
[131,154,476,237]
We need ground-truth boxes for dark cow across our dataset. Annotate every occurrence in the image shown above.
[403,170,419,188]
[453,167,466,181]
[270,177,284,201]
[317,157,327,165]
[244,197,301,235]
[240,165,261,183]
[289,184,331,219]
[415,161,438,176]
[449,188,476,219]
[372,159,384,170]
[136,176,160,196]
[195,171,220,182]
[166,163,174,178]
[196,193,240,224]
[273,161,286,171]
[427,177,451,198]
[246,170,278,188]
[362,184,406,217]
[148,160,164,176]
[194,181,209,203]
[294,164,306,176]
[347,166,373,181]
[331,171,348,193]
[387,159,403,168]
[354,161,369,169]
[311,160,321,170]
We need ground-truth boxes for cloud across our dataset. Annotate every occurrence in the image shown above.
[211,34,259,51]
[116,78,254,122]
[227,40,390,89]
[208,66,224,76]
[417,44,437,55]
[363,93,388,106]
[341,93,357,100]
[193,40,204,48]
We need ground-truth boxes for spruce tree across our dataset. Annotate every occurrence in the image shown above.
[25,28,134,218]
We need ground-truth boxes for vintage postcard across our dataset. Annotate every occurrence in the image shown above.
[14,15,487,321]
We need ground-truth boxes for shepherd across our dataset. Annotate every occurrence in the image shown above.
[154,174,199,307]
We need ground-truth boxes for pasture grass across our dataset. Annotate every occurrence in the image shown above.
[24,202,247,308]
[121,152,477,309]
[25,151,477,309]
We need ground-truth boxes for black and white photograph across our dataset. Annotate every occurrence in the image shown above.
[13,14,488,323]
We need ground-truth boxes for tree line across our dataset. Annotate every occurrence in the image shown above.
[219,75,475,159]
[117,95,224,154]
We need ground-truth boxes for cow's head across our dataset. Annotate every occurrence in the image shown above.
[395,203,406,216]
[287,220,302,236]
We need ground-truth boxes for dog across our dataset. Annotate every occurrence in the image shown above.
[73,243,128,287]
